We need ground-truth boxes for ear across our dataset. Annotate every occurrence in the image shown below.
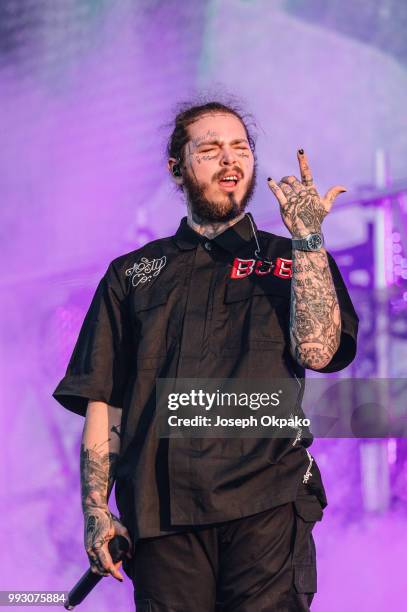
[168,158,184,185]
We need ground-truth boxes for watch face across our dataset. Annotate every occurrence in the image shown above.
[307,234,323,250]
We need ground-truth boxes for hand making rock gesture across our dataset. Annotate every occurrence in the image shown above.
[267,149,347,239]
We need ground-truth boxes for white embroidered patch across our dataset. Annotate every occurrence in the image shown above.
[125,255,167,287]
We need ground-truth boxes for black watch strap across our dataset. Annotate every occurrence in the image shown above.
[292,233,325,251]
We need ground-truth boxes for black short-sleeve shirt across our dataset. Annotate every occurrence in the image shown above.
[52,214,359,544]
[53,262,132,416]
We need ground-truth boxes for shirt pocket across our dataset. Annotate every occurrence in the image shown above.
[131,284,171,366]
[223,279,290,350]
[250,282,290,347]
[222,279,252,350]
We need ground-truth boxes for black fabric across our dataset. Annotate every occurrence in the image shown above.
[52,262,133,417]
[52,213,359,543]
[123,484,323,611]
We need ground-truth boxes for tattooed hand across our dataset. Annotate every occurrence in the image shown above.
[267,149,346,238]
[84,508,133,580]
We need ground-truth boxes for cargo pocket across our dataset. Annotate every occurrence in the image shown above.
[292,495,323,594]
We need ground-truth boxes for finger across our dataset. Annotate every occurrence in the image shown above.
[125,537,133,559]
[87,549,107,576]
[88,554,109,576]
[323,185,347,212]
[112,520,134,558]
[115,530,133,558]
[277,181,293,198]
[297,149,314,187]
[114,560,123,573]
[113,520,130,540]
[95,545,124,582]
[267,178,288,206]
[280,175,305,194]
[111,561,125,582]
[90,564,109,577]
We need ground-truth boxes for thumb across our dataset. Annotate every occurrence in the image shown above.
[323,185,347,212]
[113,522,133,558]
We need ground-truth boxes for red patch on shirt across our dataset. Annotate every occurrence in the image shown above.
[230,257,292,279]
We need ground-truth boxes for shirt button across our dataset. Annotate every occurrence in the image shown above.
[204,241,213,251]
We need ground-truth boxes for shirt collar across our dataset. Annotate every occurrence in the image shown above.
[172,213,258,256]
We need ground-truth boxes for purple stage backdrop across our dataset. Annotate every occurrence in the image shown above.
[1,1,406,610]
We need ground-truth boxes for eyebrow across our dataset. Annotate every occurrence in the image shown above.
[195,138,249,148]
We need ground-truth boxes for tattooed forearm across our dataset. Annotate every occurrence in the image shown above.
[81,403,122,511]
[290,248,341,369]
[267,149,346,369]
[80,402,130,578]
[80,442,119,511]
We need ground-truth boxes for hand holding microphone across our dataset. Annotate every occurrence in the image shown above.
[84,509,133,580]
[64,532,131,610]
[64,511,133,610]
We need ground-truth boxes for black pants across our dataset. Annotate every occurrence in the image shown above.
[123,492,323,611]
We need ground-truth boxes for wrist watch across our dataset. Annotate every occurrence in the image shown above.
[292,232,324,251]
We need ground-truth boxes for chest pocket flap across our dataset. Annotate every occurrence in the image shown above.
[224,276,291,303]
[224,279,254,303]
[252,277,291,299]
[132,284,170,312]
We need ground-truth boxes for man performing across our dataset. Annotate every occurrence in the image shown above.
[53,100,359,611]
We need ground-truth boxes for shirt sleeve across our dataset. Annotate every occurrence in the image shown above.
[314,250,359,373]
[52,261,132,417]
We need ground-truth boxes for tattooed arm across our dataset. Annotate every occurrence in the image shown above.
[289,248,341,369]
[268,149,346,370]
[81,400,132,580]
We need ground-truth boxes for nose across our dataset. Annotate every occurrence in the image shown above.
[220,146,239,166]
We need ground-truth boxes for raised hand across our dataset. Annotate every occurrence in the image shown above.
[267,149,346,238]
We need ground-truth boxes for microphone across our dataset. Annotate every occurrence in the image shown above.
[64,535,130,610]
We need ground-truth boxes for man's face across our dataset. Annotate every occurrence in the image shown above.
[175,113,257,222]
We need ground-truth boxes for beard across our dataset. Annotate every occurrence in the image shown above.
[183,160,257,223]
